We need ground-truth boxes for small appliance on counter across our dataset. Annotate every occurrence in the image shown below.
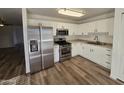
[28,26,54,74]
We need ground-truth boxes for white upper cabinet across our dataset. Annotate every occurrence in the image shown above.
[89,21,97,33]
[69,24,79,35]
[96,19,108,32]
[107,18,114,36]
[79,17,114,36]
[79,23,91,35]
[96,18,114,35]
[28,17,114,36]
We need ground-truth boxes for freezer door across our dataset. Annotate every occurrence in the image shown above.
[30,55,42,73]
[42,53,54,69]
[28,26,41,56]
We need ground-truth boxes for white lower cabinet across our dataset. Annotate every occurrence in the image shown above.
[72,42,80,57]
[54,45,59,63]
[81,44,90,59]
[71,42,112,69]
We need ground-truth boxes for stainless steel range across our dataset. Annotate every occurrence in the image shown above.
[55,38,71,62]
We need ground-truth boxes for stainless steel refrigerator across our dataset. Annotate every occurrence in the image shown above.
[28,26,54,73]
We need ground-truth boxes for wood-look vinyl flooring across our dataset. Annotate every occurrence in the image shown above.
[0,48,122,85]
[0,48,25,80]
[17,56,122,85]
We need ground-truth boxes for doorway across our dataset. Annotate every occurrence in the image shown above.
[0,8,25,80]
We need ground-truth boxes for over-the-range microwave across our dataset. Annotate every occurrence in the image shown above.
[56,29,69,36]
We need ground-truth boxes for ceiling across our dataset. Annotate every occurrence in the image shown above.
[27,8,114,21]
[0,8,114,25]
[0,8,22,25]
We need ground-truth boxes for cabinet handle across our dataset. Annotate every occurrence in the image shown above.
[90,49,93,52]
[105,61,110,64]
[90,49,91,52]
[106,54,111,56]
[106,49,111,51]
[91,49,93,52]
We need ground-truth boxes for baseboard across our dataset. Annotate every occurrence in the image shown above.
[110,74,118,80]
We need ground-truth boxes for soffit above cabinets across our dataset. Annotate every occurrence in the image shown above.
[27,8,114,24]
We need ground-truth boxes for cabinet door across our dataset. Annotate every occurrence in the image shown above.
[77,25,82,35]
[94,47,106,65]
[54,45,59,63]
[96,18,114,34]
[89,21,97,33]
[77,43,82,55]
[81,44,90,58]
[88,46,97,63]
[68,24,74,35]
[68,24,78,35]
[80,23,90,35]
[96,19,107,32]
[72,43,78,57]
[106,18,114,36]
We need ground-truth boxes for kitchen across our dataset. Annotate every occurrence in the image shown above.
[21,8,122,84]
[0,8,124,84]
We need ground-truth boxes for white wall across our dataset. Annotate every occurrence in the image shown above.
[22,8,30,73]
[111,8,124,81]
[0,26,23,48]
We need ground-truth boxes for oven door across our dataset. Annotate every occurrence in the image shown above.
[60,46,71,57]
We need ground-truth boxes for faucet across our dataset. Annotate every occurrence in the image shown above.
[94,35,98,41]
[94,35,100,44]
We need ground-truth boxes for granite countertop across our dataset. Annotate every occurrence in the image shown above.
[67,39,112,49]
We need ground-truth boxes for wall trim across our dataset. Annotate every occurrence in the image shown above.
[28,14,78,24]
[78,12,114,24]
[28,12,114,24]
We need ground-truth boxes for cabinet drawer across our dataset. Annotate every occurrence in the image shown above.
[106,49,112,54]
[104,61,111,69]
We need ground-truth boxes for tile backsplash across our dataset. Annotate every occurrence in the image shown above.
[66,35,113,44]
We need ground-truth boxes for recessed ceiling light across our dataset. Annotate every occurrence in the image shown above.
[57,8,86,17]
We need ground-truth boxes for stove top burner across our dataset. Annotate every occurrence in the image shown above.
[55,41,71,45]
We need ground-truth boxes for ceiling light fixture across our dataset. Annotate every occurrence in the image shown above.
[0,18,4,27]
[57,8,86,17]
[0,23,4,27]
